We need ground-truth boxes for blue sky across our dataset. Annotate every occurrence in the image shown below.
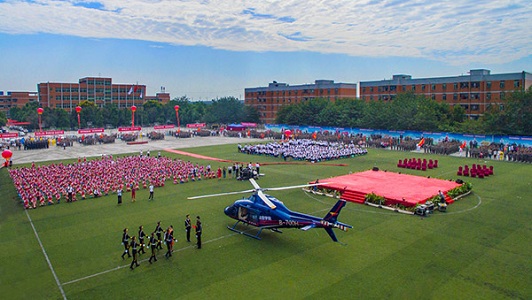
[0,0,530,100]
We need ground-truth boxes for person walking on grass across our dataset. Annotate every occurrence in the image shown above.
[121,228,131,259]
[130,236,140,269]
[148,183,154,200]
[148,232,158,263]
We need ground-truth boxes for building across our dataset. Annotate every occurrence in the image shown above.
[359,69,532,119]
[245,80,357,124]
[0,91,39,114]
[37,77,170,111]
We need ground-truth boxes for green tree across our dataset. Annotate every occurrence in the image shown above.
[0,111,7,127]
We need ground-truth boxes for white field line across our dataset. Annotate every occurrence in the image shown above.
[25,209,68,300]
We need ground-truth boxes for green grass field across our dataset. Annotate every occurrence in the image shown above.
[1,144,530,299]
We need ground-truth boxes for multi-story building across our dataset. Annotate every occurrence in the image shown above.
[37,77,170,111]
[359,69,532,119]
[0,91,39,114]
[245,80,357,124]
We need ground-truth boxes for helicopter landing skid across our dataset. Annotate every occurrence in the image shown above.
[227,221,282,240]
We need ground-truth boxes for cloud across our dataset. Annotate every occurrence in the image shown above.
[0,0,530,64]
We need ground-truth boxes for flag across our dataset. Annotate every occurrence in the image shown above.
[417,138,425,147]
[139,90,143,99]
[134,85,138,93]
[128,86,134,95]
[460,141,467,149]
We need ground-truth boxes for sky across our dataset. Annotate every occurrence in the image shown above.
[0,0,531,100]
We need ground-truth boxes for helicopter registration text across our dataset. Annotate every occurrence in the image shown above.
[279,220,300,226]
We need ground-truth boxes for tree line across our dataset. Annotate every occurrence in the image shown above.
[1,87,530,136]
[276,88,532,136]
[2,96,259,130]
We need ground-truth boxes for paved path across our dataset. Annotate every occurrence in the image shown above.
[9,136,263,165]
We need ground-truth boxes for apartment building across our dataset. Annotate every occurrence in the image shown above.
[245,80,357,124]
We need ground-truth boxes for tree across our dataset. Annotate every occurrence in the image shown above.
[0,111,6,127]
[203,97,246,124]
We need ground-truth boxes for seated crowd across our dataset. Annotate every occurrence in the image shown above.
[238,139,367,162]
[8,155,219,209]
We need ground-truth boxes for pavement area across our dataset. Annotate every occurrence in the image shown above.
[8,135,263,165]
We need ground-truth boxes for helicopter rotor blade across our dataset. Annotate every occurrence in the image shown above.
[187,189,255,199]
[265,182,329,192]
[249,178,261,190]
[257,190,277,209]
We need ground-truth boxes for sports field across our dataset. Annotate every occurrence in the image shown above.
[1,144,530,299]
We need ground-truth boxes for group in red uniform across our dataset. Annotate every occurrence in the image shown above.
[8,155,220,209]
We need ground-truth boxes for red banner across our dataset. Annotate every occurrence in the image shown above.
[0,133,18,138]
[34,130,65,137]
[154,125,175,130]
[118,127,142,132]
[78,128,104,134]
[186,123,205,128]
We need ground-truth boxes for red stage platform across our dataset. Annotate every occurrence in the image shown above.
[319,170,460,206]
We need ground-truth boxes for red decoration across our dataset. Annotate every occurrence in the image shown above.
[131,105,137,127]
[37,107,44,115]
[174,105,180,131]
[2,149,13,161]
[75,106,82,113]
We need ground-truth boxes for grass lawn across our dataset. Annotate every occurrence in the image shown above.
[0,144,530,299]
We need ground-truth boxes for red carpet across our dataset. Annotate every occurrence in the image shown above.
[319,170,460,206]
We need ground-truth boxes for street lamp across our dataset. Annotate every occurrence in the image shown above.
[37,107,44,132]
[75,106,82,129]
[131,105,137,127]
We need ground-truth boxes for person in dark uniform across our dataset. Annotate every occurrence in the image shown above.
[148,232,158,263]
[138,225,146,254]
[155,221,164,250]
[129,236,140,269]
[185,214,192,242]
[121,228,131,259]
[164,227,174,258]
[195,216,202,249]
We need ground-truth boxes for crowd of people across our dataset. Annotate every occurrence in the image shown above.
[238,139,367,162]
[8,154,226,209]
[122,216,203,270]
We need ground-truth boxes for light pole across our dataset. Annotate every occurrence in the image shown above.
[37,107,44,132]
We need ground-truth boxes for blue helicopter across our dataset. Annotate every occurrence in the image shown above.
[188,178,352,242]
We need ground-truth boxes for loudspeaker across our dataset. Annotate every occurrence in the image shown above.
[372,167,379,171]
[455,179,464,184]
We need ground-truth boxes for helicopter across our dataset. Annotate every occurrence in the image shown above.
[188,178,352,242]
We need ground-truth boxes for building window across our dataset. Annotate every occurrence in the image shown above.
[486,81,492,89]
[442,83,447,90]
[499,81,505,88]
[471,105,479,111]
[460,82,469,89]
[431,84,436,90]
[460,93,469,100]
[442,94,447,101]
[453,93,458,100]
[421,84,426,91]
[471,82,480,88]
[471,93,480,99]
[370,87,374,92]
[514,80,520,88]
[402,85,406,91]
[500,92,505,99]
[431,94,435,100]
[411,85,416,91]
[454,83,458,90]
[486,92,491,100]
